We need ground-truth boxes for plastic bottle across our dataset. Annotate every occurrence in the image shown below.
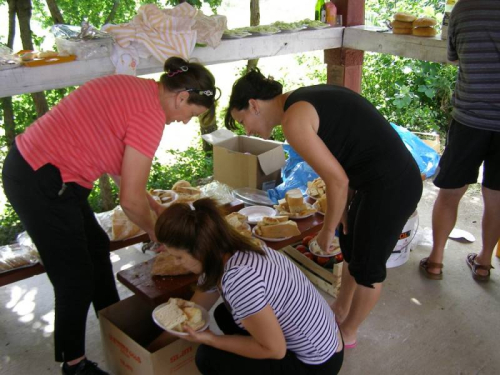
[325,1,337,26]
[315,0,326,22]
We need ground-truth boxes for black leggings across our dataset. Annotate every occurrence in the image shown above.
[1,143,119,362]
[195,303,343,375]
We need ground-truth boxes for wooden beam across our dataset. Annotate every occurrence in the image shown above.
[0,28,343,98]
[343,26,450,64]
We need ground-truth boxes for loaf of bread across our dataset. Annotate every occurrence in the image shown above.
[393,28,412,35]
[225,212,252,237]
[285,189,306,214]
[111,207,144,240]
[151,252,192,276]
[390,20,414,29]
[394,12,416,22]
[255,217,300,238]
[412,26,437,37]
[413,17,437,28]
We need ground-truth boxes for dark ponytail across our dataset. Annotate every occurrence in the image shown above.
[155,198,264,291]
[160,57,218,115]
[224,68,283,130]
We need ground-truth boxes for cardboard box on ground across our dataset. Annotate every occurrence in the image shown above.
[100,296,201,375]
[202,129,286,190]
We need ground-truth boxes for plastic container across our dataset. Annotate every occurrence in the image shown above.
[55,37,113,60]
[386,211,419,268]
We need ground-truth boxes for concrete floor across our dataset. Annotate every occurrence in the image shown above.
[1,180,498,375]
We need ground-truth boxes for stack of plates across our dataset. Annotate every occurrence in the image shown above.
[232,187,274,207]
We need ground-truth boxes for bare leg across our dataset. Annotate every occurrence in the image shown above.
[331,261,356,324]
[474,186,500,276]
[339,282,382,346]
[426,186,468,274]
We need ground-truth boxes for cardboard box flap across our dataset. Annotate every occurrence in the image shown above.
[257,145,286,175]
[201,128,237,146]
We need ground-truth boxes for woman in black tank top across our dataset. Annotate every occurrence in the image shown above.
[225,69,422,349]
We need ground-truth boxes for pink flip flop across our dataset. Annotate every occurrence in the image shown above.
[345,341,357,349]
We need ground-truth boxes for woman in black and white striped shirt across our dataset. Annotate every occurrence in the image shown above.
[154,198,343,374]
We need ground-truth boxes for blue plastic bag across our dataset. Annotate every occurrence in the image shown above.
[390,123,440,179]
[267,127,440,204]
[267,144,318,203]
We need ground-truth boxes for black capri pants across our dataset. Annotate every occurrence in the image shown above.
[339,158,422,288]
[1,142,119,362]
[195,303,344,375]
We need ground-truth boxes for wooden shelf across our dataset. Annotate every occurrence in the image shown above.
[0,27,343,98]
[343,25,451,64]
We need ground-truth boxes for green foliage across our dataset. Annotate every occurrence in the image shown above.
[362,53,456,133]
[0,203,24,245]
[365,0,444,27]
[148,146,213,190]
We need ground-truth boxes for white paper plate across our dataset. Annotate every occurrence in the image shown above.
[152,302,210,336]
[252,226,292,242]
[239,206,276,225]
[313,201,325,215]
[274,202,317,220]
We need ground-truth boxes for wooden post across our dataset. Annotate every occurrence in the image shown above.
[325,0,365,93]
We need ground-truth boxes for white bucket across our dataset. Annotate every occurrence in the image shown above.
[386,211,419,268]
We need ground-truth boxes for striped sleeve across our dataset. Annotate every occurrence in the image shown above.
[222,265,267,322]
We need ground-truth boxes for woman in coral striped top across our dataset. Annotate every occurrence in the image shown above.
[1,56,217,375]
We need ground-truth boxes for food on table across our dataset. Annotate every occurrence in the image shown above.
[314,194,327,214]
[391,12,416,35]
[149,189,177,205]
[274,188,317,217]
[172,180,201,203]
[151,252,191,276]
[255,216,301,238]
[299,19,330,28]
[225,212,252,237]
[154,298,206,332]
[271,21,305,31]
[307,177,326,199]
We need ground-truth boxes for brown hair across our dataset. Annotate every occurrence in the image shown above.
[160,56,218,123]
[155,198,265,291]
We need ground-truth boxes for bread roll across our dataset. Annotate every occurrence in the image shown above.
[413,17,437,28]
[412,27,437,37]
[392,28,413,35]
[394,12,416,22]
[390,20,414,29]
[318,195,328,213]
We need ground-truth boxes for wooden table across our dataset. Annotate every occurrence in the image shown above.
[117,201,325,307]
[0,232,152,287]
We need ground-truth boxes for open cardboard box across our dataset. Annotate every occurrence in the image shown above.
[202,129,286,190]
[100,295,200,375]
